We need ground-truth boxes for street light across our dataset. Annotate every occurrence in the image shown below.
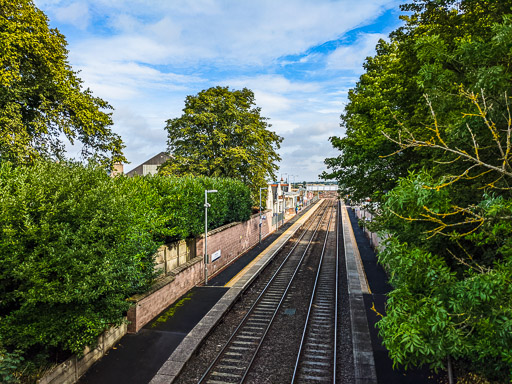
[281,173,288,227]
[291,174,298,189]
[259,187,267,244]
[204,189,218,285]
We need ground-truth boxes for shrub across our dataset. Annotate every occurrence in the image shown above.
[0,160,160,358]
[0,160,252,373]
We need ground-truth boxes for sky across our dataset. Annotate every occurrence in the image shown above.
[35,0,406,182]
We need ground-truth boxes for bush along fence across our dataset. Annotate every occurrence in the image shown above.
[352,205,382,249]
[0,160,253,383]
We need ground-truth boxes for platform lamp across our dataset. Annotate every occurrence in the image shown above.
[204,189,218,285]
[281,173,288,227]
[259,187,267,244]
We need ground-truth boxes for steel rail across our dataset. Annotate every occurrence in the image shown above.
[333,200,339,384]
[291,200,337,383]
[239,202,336,383]
[197,200,330,384]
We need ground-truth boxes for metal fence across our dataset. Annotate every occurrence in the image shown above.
[272,212,284,227]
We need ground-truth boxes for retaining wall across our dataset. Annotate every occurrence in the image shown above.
[39,210,274,383]
[38,324,127,384]
[127,209,272,333]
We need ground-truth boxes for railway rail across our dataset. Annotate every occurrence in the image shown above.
[197,201,333,384]
[173,199,345,384]
[291,200,338,383]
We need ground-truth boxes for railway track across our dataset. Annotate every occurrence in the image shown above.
[291,200,338,383]
[197,201,333,384]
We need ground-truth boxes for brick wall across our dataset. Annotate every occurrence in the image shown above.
[127,257,204,333]
[196,210,272,278]
[127,210,273,333]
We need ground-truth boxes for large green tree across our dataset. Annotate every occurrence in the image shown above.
[160,86,282,199]
[0,0,125,166]
[324,0,512,381]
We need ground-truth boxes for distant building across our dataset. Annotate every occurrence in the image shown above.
[125,152,171,177]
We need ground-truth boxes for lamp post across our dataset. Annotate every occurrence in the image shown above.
[204,189,217,285]
[259,187,267,244]
[291,174,298,189]
[281,173,288,227]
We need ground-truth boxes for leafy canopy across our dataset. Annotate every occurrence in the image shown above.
[161,86,282,199]
[324,0,512,380]
[0,0,125,166]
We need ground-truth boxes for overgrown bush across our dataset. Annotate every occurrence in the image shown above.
[0,160,161,362]
[0,160,252,377]
[144,174,252,241]
[0,344,23,384]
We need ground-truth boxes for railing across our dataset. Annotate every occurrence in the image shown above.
[272,212,284,227]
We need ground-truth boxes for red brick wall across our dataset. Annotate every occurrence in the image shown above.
[127,210,273,333]
[127,257,204,333]
[196,210,272,278]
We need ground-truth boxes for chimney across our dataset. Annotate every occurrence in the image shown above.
[111,162,124,177]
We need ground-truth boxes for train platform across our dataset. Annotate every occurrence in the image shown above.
[78,202,320,384]
[344,205,441,383]
[80,200,440,384]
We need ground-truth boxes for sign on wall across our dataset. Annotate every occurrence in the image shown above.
[211,249,221,262]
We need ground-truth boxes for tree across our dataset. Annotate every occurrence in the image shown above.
[322,0,512,206]
[323,0,512,380]
[0,0,125,166]
[160,86,282,199]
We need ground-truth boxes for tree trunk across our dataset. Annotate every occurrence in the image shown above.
[447,355,454,384]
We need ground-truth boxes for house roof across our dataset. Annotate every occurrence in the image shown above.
[125,152,171,176]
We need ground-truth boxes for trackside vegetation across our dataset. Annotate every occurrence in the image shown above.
[324,0,512,381]
[0,160,252,381]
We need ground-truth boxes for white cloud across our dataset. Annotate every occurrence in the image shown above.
[51,2,90,30]
[43,0,399,65]
[35,0,404,181]
[327,32,388,71]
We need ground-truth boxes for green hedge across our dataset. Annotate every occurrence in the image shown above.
[145,174,252,241]
[0,160,252,378]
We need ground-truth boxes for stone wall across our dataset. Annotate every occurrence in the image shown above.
[38,324,127,384]
[153,238,195,275]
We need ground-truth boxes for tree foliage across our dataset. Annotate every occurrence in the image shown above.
[0,0,125,166]
[161,86,282,199]
[145,174,252,241]
[0,160,252,378]
[324,0,512,380]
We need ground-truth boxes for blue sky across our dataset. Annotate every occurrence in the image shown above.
[35,0,406,181]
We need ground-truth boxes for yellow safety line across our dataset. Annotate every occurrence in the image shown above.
[224,200,324,288]
[342,204,372,294]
